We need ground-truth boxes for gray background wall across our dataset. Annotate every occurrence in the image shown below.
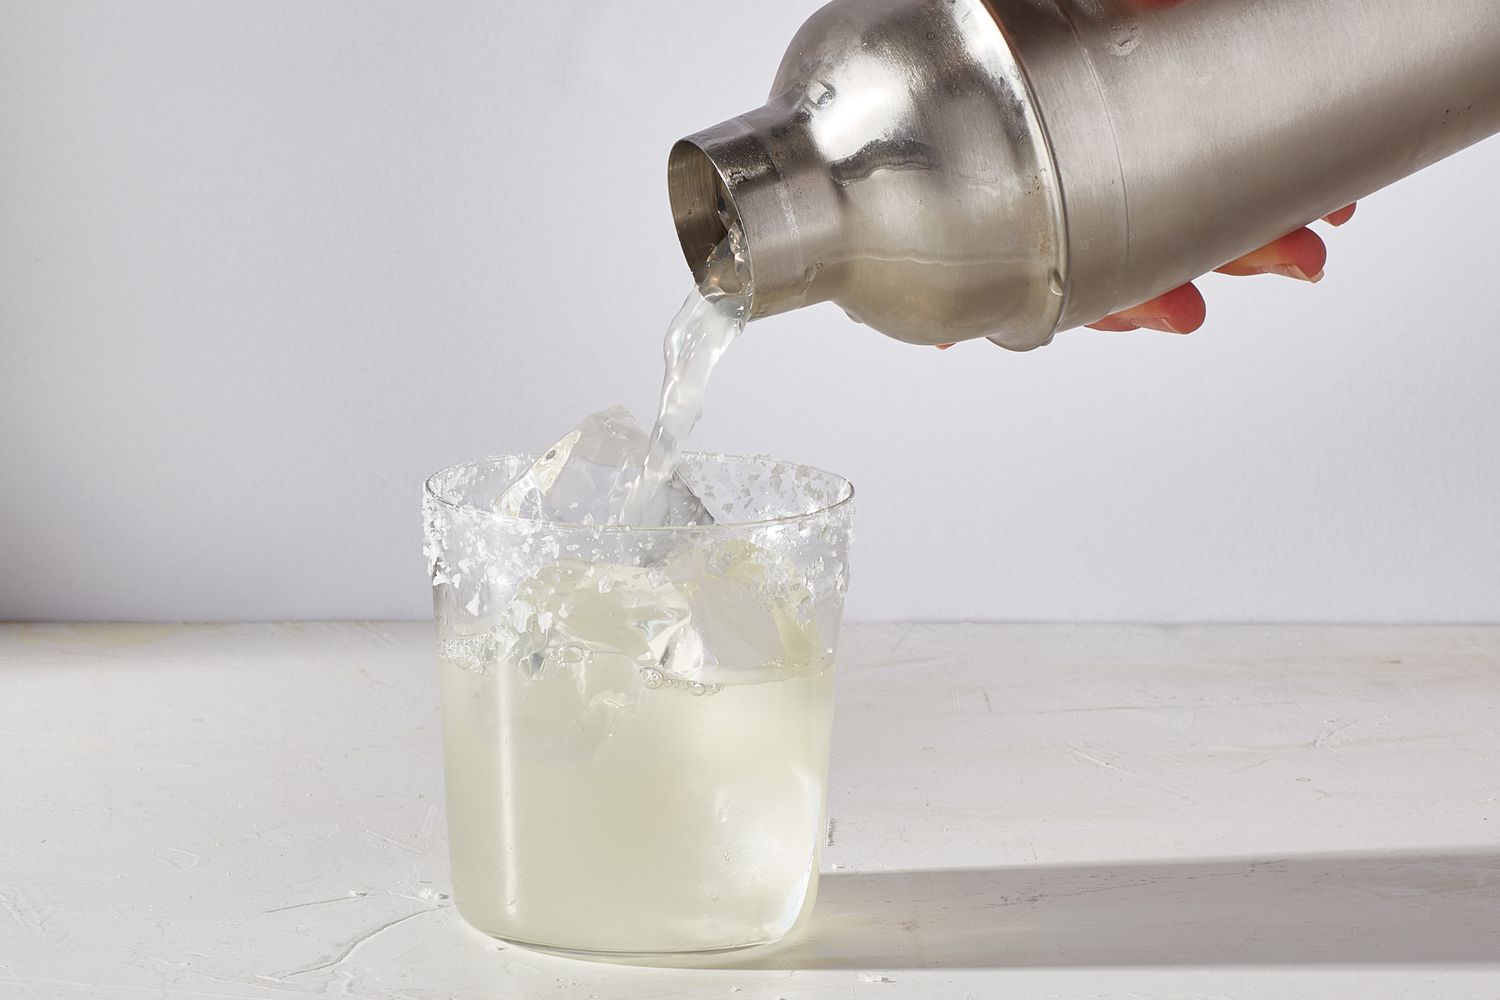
[3,0,1498,623]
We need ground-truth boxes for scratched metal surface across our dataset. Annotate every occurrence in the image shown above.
[2,623,1498,999]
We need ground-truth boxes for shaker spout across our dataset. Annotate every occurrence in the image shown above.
[669,97,849,322]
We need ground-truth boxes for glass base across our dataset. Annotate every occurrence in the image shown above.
[479,929,785,968]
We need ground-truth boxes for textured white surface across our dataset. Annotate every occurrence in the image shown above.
[3,1,1500,623]
[3,622,1498,999]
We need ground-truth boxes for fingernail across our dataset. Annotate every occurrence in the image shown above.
[1138,317,1187,334]
[1264,264,1324,283]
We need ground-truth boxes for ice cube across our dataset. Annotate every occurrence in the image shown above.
[500,558,697,760]
[664,540,825,684]
[508,558,695,672]
[494,407,715,528]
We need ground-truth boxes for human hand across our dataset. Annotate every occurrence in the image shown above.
[1085,203,1357,335]
[1087,0,1354,335]
[934,0,1360,347]
[933,201,1356,347]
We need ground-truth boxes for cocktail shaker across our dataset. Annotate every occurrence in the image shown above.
[668,0,1500,349]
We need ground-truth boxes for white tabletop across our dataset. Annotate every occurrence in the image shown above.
[3,623,1498,999]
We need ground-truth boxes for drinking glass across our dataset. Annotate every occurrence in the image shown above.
[422,453,854,956]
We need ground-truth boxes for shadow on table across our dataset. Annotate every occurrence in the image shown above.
[713,850,1500,969]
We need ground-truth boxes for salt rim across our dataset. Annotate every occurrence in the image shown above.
[423,452,855,535]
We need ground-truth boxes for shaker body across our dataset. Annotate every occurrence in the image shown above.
[670,0,1500,348]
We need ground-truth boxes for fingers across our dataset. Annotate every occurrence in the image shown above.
[1086,281,1207,335]
[1215,226,1327,282]
[948,203,1359,347]
[1214,202,1354,280]
[1323,202,1357,227]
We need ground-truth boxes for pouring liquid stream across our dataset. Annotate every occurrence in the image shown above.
[623,218,753,524]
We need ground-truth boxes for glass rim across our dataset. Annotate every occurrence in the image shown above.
[423,451,856,535]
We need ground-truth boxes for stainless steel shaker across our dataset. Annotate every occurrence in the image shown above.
[668,0,1500,349]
